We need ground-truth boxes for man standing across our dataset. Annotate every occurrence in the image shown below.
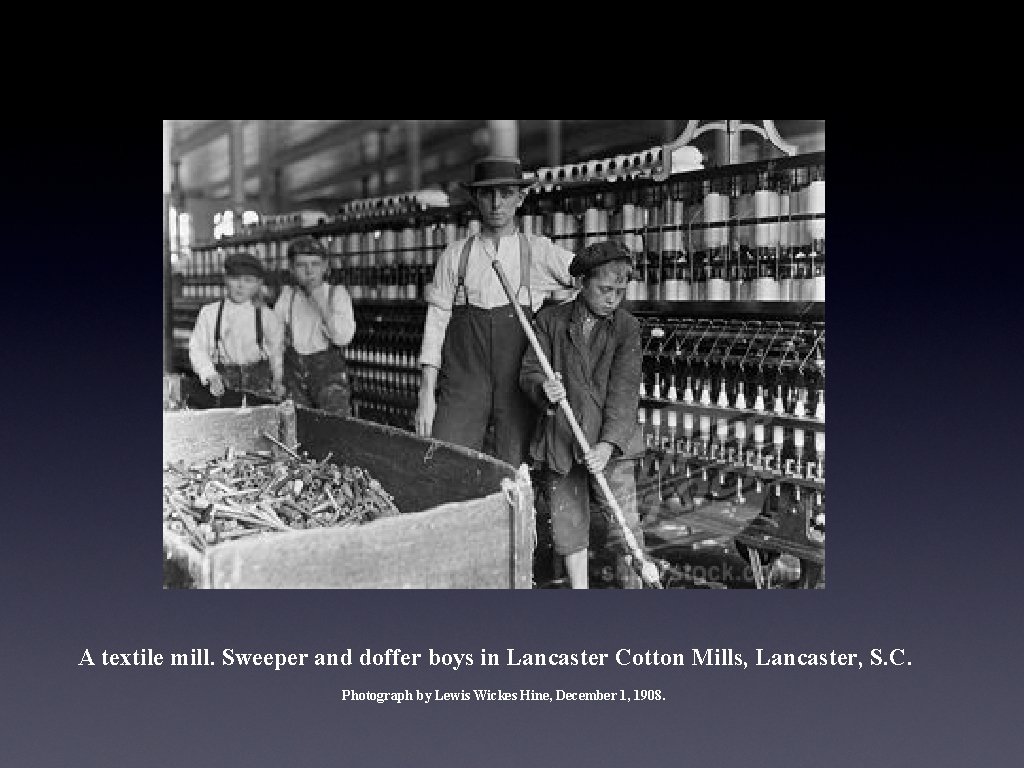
[415,156,575,466]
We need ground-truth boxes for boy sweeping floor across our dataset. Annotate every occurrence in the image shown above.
[520,241,645,589]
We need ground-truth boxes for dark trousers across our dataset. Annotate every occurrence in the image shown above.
[284,346,351,416]
[433,303,536,467]
[537,459,643,558]
[217,360,272,394]
[186,361,272,409]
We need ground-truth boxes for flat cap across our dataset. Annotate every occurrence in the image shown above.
[569,240,634,278]
[224,251,265,278]
[287,235,327,260]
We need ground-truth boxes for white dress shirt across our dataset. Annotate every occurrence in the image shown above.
[274,282,356,355]
[418,231,575,369]
[188,299,284,384]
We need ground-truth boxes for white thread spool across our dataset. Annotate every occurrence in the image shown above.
[620,204,635,249]
[754,188,779,248]
[788,183,802,249]
[566,214,581,254]
[669,199,688,301]
[716,418,728,443]
[651,409,661,428]
[754,276,780,301]
[812,262,825,301]
[662,227,679,301]
[703,191,727,249]
[730,264,744,302]
[379,229,396,267]
[780,251,794,301]
[666,410,677,429]
[345,232,360,261]
[631,204,646,254]
[683,411,694,435]
[584,206,602,246]
[700,381,712,406]
[793,428,805,450]
[444,222,458,248]
[400,227,418,266]
[363,231,377,268]
[814,431,825,454]
[553,211,567,242]
[772,425,784,448]
[699,414,711,440]
[646,203,661,257]
[707,276,727,301]
[734,420,746,441]
[753,422,765,444]
[631,206,647,301]
[807,179,825,241]
[737,191,753,250]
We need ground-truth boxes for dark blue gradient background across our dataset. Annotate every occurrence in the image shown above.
[1,121,1021,767]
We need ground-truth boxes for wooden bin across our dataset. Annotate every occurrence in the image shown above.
[163,402,534,589]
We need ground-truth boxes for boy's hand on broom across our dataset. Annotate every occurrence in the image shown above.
[585,442,614,475]
[208,373,226,397]
[542,373,566,405]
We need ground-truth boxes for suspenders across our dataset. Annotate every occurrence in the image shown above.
[454,233,533,309]
[287,284,337,348]
[213,300,266,365]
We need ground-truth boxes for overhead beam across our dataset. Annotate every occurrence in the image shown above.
[288,121,486,199]
[274,119,394,167]
[171,120,229,162]
[182,119,395,198]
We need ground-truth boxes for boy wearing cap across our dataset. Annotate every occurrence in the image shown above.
[519,241,645,589]
[188,251,286,404]
[274,235,355,415]
[415,155,576,466]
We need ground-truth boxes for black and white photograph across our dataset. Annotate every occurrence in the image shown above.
[162,119,826,590]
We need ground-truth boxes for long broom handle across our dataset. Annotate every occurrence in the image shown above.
[491,261,661,587]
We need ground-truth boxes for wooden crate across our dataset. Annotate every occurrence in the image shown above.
[163,402,534,589]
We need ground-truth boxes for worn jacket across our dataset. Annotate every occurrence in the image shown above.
[520,296,643,475]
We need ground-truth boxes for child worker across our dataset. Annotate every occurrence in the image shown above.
[274,235,356,415]
[519,240,646,589]
[188,251,286,406]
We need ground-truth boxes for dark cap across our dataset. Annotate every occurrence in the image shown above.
[461,156,535,189]
[287,235,326,260]
[224,251,265,279]
[569,240,634,278]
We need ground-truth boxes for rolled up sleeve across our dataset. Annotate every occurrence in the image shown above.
[325,284,355,347]
[188,304,218,384]
[535,237,576,294]
[418,244,459,368]
[418,304,452,369]
[261,306,285,380]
